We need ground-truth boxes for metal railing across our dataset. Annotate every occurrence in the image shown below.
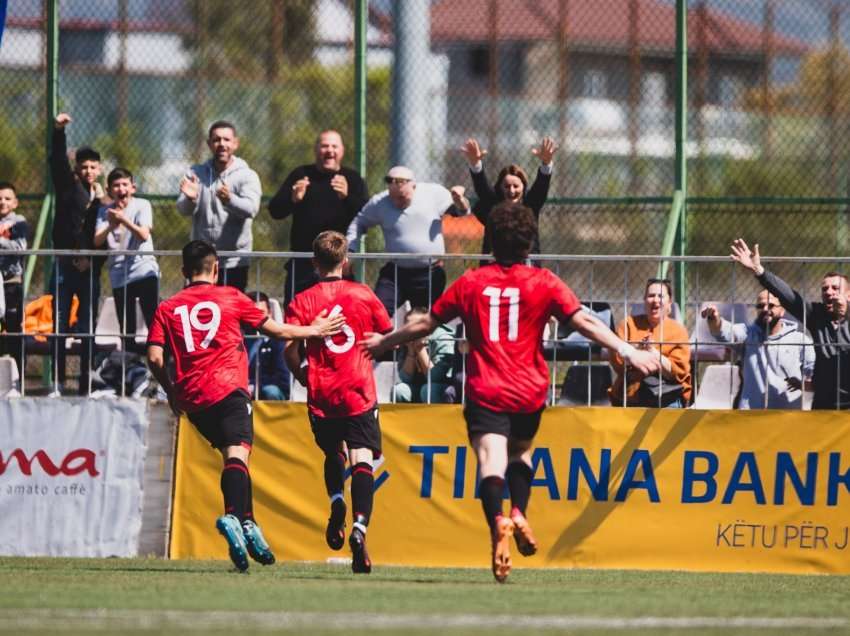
[2,249,848,410]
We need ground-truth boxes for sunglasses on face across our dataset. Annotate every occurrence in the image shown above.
[384,177,411,186]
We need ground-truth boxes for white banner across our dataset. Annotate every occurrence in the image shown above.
[0,398,149,556]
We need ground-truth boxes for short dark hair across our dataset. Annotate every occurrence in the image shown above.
[245,290,270,305]
[182,240,218,276]
[75,146,101,164]
[645,278,673,298]
[208,120,236,139]
[312,230,348,269]
[489,202,537,262]
[107,167,134,186]
[822,271,849,284]
[0,181,17,195]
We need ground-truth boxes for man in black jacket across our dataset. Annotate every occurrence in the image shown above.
[731,238,850,409]
[268,130,367,305]
[49,112,105,395]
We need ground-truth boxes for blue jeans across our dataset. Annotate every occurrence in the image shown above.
[50,259,100,394]
[259,384,287,401]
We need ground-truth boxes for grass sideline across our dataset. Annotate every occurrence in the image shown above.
[0,557,848,635]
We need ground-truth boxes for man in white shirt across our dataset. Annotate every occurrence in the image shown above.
[346,166,470,317]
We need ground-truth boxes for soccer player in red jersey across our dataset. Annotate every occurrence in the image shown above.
[363,202,660,582]
[284,231,393,574]
[146,240,345,572]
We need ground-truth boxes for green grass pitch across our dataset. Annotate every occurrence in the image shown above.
[0,557,848,635]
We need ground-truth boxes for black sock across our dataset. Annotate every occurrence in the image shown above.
[350,462,374,527]
[324,451,346,498]
[479,475,505,532]
[506,461,533,517]
[221,457,250,523]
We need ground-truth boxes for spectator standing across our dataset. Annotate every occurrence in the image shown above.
[460,137,555,257]
[702,290,815,409]
[49,113,105,395]
[176,121,261,292]
[268,130,368,304]
[94,168,159,352]
[731,238,850,409]
[346,166,470,317]
[0,182,28,372]
[244,290,290,401]
[392,306,455,404]
[610,279,692,407]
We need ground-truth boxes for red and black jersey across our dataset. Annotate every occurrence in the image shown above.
[147,282,267,412]
[286,278,393,418]
[431,263,581,413]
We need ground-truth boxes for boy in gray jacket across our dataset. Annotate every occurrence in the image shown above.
[176,120,261,292]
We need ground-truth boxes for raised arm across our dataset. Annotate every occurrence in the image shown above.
[524,137,556,214]
[50,115,75,194]
[731,238,812,322]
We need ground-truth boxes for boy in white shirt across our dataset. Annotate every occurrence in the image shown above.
[94,168,160,351]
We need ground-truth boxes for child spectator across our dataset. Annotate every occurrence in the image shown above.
[0,182,28,373]
[94,169,159,352]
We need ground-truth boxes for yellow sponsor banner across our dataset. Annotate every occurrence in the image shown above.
[170,404,850,574]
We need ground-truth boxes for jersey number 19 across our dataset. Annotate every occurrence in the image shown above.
[174,301,221,352]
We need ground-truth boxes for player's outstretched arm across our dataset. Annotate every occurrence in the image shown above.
[146,345,180,417]
[568,310,661,376]
[361,312,439,358]
[261,309,346,341]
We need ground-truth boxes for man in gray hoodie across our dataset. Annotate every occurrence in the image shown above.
[177,121,261,292]
[702,289,815,409]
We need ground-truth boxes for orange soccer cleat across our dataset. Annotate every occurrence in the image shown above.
[510,511,538,557]
[491,516,515,583]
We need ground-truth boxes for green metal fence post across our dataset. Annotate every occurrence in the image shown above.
[354,0,367,276]
[673,0,688,308]
[24,0,58,297]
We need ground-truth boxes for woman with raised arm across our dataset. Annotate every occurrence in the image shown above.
[460,136,556,257]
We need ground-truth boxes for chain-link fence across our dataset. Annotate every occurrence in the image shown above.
[2,1,850,278]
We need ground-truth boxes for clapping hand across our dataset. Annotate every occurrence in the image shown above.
[180,173,200,202]
[450,185,470,212]
[106,208,125,228]
[216,181,231,204]
[330,174,348,199]
[291,177,310,203]
[460,138,487,167]
[532,137,557,165]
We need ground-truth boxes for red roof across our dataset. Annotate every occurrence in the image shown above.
[431,0,807,56]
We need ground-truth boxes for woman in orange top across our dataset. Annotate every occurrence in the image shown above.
[610,279,692,407]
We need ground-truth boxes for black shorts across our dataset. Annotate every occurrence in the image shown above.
[463,403,543,443]
[309,406,382,456]
[187,390,253,450]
